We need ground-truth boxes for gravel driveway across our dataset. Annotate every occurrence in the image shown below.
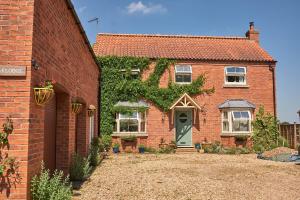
[73,153,300,200]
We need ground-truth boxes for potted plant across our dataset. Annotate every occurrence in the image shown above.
[33,80,55,105]
[138,144,145,153]
[112,143,120,153]
[72,102,83,114]
[194,142,201,152]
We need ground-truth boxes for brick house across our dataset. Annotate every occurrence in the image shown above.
[94,23,276,150]
[0,0,99,199]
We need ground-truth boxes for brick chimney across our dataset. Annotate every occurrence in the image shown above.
[246,22,259,44]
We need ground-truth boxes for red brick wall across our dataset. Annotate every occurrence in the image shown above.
[0,0,99,199]
[29,0,99,175]
[0,0,34,199]
[142,61,275,148]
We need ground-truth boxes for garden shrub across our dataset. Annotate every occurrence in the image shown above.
[101,134,112,152]
[89,137,100,166]
[277,136,289,147]
[69,153,91,181]
[158,145,176,154]
[31,164,72,200]
[144,147,157,153]
[252,106,279,151]
[121,135,137,142]
[204,141,251,154]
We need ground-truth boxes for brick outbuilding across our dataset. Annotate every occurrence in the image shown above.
[0,0,99,199]
[94,23,276,151]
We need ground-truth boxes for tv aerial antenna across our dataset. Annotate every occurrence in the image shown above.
[88,17,99,24]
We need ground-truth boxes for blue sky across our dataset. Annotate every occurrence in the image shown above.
[72,0,300,123]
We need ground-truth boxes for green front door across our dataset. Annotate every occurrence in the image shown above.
[175,110,192,147]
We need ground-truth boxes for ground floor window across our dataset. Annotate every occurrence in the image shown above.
[89,115,95,144]
[114,111,146,133]
[222,110,251,134]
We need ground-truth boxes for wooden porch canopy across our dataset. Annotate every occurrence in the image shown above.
[169,93,201,124]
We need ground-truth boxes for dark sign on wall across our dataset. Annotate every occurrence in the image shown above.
[0,66,26,77]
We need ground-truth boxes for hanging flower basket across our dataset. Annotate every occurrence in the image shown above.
[72,103,83,114]
[87,105,96,117]
[33,80,55,106]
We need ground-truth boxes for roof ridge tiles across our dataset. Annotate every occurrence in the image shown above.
[97,33,248,40]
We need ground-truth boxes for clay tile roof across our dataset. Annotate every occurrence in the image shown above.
[93,33,275,62]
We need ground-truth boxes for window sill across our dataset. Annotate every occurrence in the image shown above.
[223,84,249,88]
[112,132,148,137]
[221,132,251,136]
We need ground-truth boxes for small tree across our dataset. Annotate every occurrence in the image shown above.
[252,106,279,152]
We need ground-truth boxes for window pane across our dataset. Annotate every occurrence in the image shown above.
[226,67,236,73]
[223,111,228,120]
[140,112,145,121]
[236,67,245,73]
[141,121,145,132]
[233,120,249,132]
[183,75,191,82]
[176,65,191,73]
[175,75,183,82]
[128,120,138,132]
[233,112,241,119]
[223,121,229,131]
[119,112,138,119]
[120,119,138,132]
[176,74,191,83]
[226,76,245,83]
[241,111,250,119]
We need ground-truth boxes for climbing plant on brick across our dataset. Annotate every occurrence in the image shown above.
[98,56,214,135]
[0,117,21,192]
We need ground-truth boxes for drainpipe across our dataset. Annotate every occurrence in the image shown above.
[269,63,277,118]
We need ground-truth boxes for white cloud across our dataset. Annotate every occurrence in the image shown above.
[126,1,167,15]
[78,6,87,13]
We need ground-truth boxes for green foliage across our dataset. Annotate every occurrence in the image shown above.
[89,137,100,166]
[113,143,120,148]
[277,136,289,147]
[144,147,157,153]
[138,144,145,148]
[31,164,72,200]
[101,134,112,152]
[0,117,21,190]
[252,106,279,151]
[203,141,251,154]
[98,56,214,135]
[121,135,137,142]
[253,144,265,154]
[158,146,176,154]
[69,154,91,181]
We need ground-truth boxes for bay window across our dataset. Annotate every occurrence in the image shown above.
[222,110,251,134]
[114,111,146,133]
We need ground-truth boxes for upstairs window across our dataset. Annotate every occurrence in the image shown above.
[225,67,246,85]
[120,69,140,79]
[175,65,192,84]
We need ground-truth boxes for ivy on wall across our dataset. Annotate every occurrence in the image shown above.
[98,56,214,135]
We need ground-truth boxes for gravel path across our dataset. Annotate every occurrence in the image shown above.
[73,153,300,200]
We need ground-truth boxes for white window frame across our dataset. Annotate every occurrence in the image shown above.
[221,109,252,134]
[175,65,192,84]
[114,111,147,133]
[224,66,247,85]
[89,115,95,144]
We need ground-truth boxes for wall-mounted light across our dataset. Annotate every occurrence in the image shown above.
[31,59,39,70]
